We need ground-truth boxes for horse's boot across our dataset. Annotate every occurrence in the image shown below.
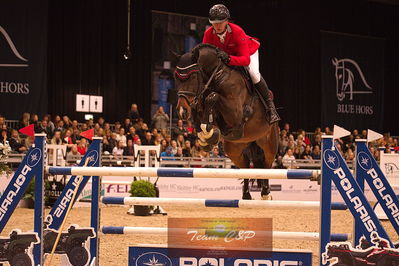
[254,77,280,124]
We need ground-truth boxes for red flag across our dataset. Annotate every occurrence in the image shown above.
[80,128,94,140]
[19,124,35,137]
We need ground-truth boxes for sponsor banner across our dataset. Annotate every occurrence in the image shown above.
[380,152,399,187]
[0,0,48,119]
[167,218,272,258]
[322,137,392,245]
[356,141,399,235]
[128,246,312,266]
[321,31,384,130]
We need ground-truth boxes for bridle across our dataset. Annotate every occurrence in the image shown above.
[175,60,222,105]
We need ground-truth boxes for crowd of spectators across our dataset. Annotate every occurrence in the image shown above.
[1,106,398,167]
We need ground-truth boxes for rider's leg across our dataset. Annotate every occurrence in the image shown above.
[248,50,280,124]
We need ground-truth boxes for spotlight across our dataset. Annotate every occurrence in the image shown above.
[123,46,132,60]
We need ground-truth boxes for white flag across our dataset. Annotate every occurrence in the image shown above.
[367,129,383,143]
[333,125,351,140]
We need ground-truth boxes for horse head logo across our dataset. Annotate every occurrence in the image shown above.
[0,25,28,67]
[332,58,372,102]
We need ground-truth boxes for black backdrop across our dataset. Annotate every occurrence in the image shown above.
[45,0,399,134]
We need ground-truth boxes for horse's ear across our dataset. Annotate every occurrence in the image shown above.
[170,50,181,61]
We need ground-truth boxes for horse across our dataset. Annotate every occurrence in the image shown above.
[174,43,279,200]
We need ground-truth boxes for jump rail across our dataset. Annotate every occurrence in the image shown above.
[101,197,348,210]
[47,166,320,181]
[100,226,349,242]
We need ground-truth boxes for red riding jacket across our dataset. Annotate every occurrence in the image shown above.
[202,22,260,66]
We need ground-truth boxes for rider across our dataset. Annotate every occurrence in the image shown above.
[203,4,280,124]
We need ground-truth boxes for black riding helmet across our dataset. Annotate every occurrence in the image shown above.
[208,4,230,24]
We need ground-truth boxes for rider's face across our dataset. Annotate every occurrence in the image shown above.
[212,21,228,34]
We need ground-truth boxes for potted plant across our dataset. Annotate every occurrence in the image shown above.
[129,180,156,216]
[20,178,51,208]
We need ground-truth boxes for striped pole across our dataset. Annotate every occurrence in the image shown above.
[47,167,320,181]
[101,226,349,242]
[101,197,348,210]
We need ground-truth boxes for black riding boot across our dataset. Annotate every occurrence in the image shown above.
[254,77,280,124]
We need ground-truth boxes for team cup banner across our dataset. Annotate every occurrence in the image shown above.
[167,218,272,258]
[321,31,384,131]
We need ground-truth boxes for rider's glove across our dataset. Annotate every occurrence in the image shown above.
[217,50,230,64]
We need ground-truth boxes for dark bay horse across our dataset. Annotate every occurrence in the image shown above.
[175,43,279,199]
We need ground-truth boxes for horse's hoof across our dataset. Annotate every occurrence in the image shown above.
[261,194,273,200]
[242,193,252,200]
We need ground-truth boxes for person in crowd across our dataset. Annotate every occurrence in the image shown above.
[0,129,8,145]
[160,139,168,152]
[142,131,154,145]
[30,114,41,133]
[67,144,80,157]
[98,117,105,128]
[55,120,65,133]
[282,148,297,169]
[311,145,321,160]
[154,134,163,146]
[18,112,30,130]
[293,146,302,159]
[42,114,55,133]
[96,127,104,137]
[278,129,288,156]
[182,140,192,157]
[128,104,141,125]
[103,122,111,132]
[50,130,64,145]
[0,115,10,136]
[190,139,202,157]
[210,146,222,158]
[81,123,88,132]
[170,140,178,156]
[126,126,136,143]
[39,120,54,139]
[53,115,61,128]
[186,120,197,144]
[283,123,290,136]
[116,127,127,147]
[108,132,118,152]
[297,129,311,146]
[176,134,185,148]
[152,106,169,131]
[159,128,169,139]
[86,119,94,129]
[324,127,332,135]
[77,138,88,155]
[62,115,73,129]
[71,128,81,144]
[9,129,27,153]
[123,139,135,156]
[63,129,75,150]
[122,118,132,133]
[345,148,355,161]
[160,146,174,161]
[312,133,321,148]
[300,144,313,161]
[102,135,112,154]
[295,137,305,154]
[172,120,187,140]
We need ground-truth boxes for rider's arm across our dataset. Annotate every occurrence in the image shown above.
[228,29,250,66]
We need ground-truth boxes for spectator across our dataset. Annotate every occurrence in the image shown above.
[297,129,311,146]
[104,122,111,132]
[18,112,30,130]
[176,134,185,148]
[63,129,74,150]
[128,103,141,125]
[67,144,80,157]
[98,117,105,128]
[324,127,332,135]
[312,134,321,148]
[102,135,112,154]
[116,128,127,147]
[142,131,155,145]
[42,114,55,133]
[345,149,355,161]
[71,128,81,144]
[77,138,88,155]
[53,115,61,128]
[154,134,163,146]
[50,130,64,145]
[62,115,73,129]
[160,146,174,159]
[190,139,201,157]
[109,133,118,152]
[86,119,94,129]
[172,120,187,140]
[24,136,34,149]
[30,114,40,133]
[293,146,302,159]
[152,106,169,131]
[39,120,53,139]
[175,147,184,158]
[186,120,197,143]
[123,139,135,156]
[9,129,27,153]
[170,140,178,155]
[182,140,192,157]
[55,120,64,133]
[126,126,137,143]
[122,118,132,133]
[160,139,168,152]
[283,123,290,135]
[1,129,8,145]
[300,144,313,161]
[210,146,221,158]
[311,145,321,160]
[282,148,297,169]
[0,115,10,136]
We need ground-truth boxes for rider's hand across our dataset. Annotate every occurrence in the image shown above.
[217,50,230,64]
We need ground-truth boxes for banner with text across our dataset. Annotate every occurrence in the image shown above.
[0,0,47,119]
[321,31,384,131]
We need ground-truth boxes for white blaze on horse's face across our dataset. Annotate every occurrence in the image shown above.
[179,106,184,119]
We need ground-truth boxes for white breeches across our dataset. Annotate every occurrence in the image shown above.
[248,50,261,84]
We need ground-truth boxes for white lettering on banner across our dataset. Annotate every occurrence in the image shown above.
[180,258,299,266]
[337,104,373,115]
[0,82,29,94]
[367,168,399,225]
[0,165,32,221]
[333,167,376,232]
[54,176,82,218]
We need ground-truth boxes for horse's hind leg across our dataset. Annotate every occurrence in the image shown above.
[256,124,279,199]
[223,141,252,200]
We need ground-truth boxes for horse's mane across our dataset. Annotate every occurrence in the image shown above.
[191,43,220,62]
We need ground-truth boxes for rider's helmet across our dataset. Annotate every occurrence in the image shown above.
[209,4,230,24]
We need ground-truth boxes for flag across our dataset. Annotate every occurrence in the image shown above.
[80,128,94,140]
[18,124,35,137]
[333,125,350,140]
[367,129,383,143]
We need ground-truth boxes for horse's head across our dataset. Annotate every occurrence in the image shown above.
[174,52,201,121]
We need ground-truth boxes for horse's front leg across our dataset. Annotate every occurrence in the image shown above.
[224,141,252,200]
